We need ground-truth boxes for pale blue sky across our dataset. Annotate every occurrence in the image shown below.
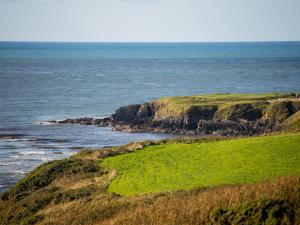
[0,0,300,42]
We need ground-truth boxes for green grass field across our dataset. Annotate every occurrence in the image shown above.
[101,133,300,196]
[149,93,300,123]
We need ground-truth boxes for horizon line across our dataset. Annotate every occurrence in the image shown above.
[1,40,300,44]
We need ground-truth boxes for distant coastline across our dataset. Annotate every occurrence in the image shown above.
[50,93,300,136]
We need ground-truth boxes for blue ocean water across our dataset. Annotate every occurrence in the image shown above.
[0,42,300,192]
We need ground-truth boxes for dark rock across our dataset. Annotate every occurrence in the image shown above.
[136,103,154,118]
[113,104,141,122]
[92,118,102,125]
[184,105,218,129]
[57,118,94,125]
[95,118,111,127]
[52,117,111,127]
[58,119,75,124]
[74,118,93,125]
[197,120,249,136]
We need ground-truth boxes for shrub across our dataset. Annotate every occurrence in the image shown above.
[7,158,101,201]
[210,199,295,225]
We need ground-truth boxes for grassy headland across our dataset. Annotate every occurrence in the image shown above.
[152,92,294,117]
[1,132,300,225]
[108,92,300,135]
[57,92,300,135]
[152,93,300,127]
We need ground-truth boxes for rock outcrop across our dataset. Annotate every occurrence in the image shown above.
[49,93,300,136]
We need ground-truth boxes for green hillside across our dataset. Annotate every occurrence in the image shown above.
[152,92,297,117]
[102,133,300,196]
[1,133,300,225]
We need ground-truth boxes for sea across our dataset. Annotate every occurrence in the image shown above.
[0,42,300,192]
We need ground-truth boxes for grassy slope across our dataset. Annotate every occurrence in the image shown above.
[1,134,300,225]
[102,133,300,196]
[152,93,294,116]
[155,93,292,106]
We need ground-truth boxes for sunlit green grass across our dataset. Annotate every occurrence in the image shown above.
[152,92,293,116]
[101,133,300,196]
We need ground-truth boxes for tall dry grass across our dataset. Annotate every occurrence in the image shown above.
[1,138,300,225]
[38,176,300,225]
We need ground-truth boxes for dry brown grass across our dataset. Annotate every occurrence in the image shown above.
[1,137,299,225]
[36,176,300,225]
[52,169,117,191]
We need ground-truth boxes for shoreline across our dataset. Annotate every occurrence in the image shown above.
[48,92,300,136]
[0,123,180,193]
[1,92,299,213]
[1,132,300,224]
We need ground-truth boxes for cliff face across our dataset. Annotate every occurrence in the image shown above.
[55,93,300,136]
[109,93,300,135]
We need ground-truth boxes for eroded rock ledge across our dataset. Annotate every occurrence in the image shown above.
[50,93,300,136]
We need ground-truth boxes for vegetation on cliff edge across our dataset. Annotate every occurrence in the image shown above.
[1,132,300,225]
[152,93,297,117]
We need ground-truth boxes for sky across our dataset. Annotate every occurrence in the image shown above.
[0,0,300,42]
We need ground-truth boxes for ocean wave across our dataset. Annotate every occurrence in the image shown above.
[1,138,29,143]
[10,170,27,175]
[0,161,23,166]
[33,121,56,125]
[9,155,21,158]
[20,151,47,156]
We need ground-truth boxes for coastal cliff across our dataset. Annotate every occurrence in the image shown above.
[56,93,300,136]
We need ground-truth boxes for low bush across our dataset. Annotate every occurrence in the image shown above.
[210,199,296,225]
[7,158,101,201]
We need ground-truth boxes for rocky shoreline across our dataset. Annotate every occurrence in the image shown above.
[53,117,110,127]
[50,114,276,136]
[48,93,300,136]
